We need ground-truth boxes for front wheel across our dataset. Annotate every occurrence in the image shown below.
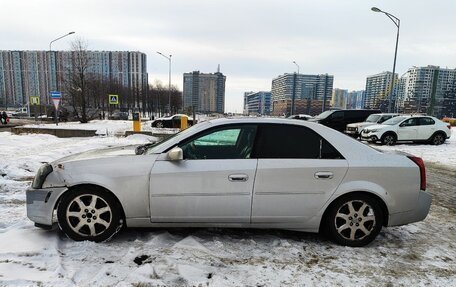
[381,133,396,146]
[326,194,383,247]
[57,187,123,242]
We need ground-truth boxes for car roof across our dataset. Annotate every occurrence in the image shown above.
[153,117,381,162]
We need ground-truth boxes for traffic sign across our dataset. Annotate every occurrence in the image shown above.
[50,91,61,110]
[30,96,40,105]
[50,91,62,99]
[109,94,119,105]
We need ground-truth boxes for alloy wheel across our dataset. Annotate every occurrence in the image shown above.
[383,135,395,145]
[334,200,376,241]
[66,194,112,237]
[432,134,445,145]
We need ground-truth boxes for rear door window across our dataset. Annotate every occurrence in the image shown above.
[419,117,435,126]
[252,124,343,159]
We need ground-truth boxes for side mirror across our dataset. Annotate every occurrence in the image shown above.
[167,147,183,161]
[135,145,146,155]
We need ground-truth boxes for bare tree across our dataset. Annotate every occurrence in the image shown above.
[65,38,91,123]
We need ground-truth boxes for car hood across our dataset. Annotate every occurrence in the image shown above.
[363,124,390,131]
[52,145,138,164]
[347,122,376,128]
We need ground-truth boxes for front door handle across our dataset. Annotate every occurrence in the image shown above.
[228,174,249,182]
[315,171,333,179]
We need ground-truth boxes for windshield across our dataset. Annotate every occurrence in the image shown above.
[315,110,334,119]
[382,116,407,125]
[144,125,197,154]
[365,114,381,123]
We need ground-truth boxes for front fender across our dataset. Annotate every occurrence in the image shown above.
[42,155,158,219]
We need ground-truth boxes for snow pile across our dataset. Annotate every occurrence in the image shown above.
[0,130,455,286]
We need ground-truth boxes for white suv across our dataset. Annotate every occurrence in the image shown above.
[361,115,452,145]
[345,113,399,138]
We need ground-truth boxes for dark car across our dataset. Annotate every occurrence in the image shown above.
[151,114,194,128]
[109,111,129,120]
[310,109,382,132]
[288,114,313,121]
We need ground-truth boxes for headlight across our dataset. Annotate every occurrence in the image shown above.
[32,164,53,189]
[368,129,378,133]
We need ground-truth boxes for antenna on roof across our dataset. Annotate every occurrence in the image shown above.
[217,64,220,73]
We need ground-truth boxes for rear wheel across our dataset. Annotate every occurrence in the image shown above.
[326,194,383,247]
[431,133,446,145]
[156,121,164,128]
[57,186,123,242]
[381,133,396,145]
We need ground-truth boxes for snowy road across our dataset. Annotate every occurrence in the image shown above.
[0,130,455,286]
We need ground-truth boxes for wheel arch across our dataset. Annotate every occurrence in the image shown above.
[381,131,397,140]
[428,130,447,140]
[319,190,389,234]
[53,183,126,226]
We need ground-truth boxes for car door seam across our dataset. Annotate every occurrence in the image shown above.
[249,159,259,224]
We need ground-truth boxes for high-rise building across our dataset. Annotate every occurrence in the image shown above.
[183,69,226,113]
[364,71,398,111]
[0,50,147,108]
[331,88,348,109]
[347,90,365,109]
[243,91,271,115]
[271,73,333,114]
[398,66,456,117]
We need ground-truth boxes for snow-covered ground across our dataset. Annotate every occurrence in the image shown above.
[22,120,179,136]
[0,122,455,286]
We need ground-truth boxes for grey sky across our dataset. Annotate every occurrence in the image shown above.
[1,0,455,112]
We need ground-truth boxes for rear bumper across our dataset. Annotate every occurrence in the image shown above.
[26,187,68,226]
[388,190,432,226]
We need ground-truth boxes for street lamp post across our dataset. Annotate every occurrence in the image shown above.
[49,31,75,125]
[292,61,300,74]
[157,52,172,115]
[291,61,300,115]
[371,7,400,113]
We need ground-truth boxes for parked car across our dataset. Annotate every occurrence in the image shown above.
[310,109,382,132]
[27,118,431,247]
[345,113,400,138]
[361,115,452,145]
[151,114,194,128]
[109,111,129,120]
[288,114,313,121]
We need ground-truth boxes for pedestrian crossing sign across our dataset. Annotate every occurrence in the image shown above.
[30,96,40,105]
[109,94,119,105]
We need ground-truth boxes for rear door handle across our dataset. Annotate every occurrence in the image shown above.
[228,174,249,182]
[315,172,333,179]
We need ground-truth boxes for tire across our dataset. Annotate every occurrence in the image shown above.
[381,133,396,146]
[326,194,383,247]
[57,186,123,242]
[431,133,446,145]
[156,121,164,128]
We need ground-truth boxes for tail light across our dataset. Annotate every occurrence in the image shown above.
[447,124,451,130]
[407,156,426,191]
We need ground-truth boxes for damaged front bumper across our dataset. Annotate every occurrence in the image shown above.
[26,187,68,227]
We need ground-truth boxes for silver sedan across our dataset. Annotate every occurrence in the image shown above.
[26,118,431,247]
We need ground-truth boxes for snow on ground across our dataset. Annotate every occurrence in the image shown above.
[0,123,455,286]
[371,133,456,168]
[22,120,179,136]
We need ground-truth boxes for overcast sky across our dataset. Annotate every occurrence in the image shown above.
[1,0,456,112]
